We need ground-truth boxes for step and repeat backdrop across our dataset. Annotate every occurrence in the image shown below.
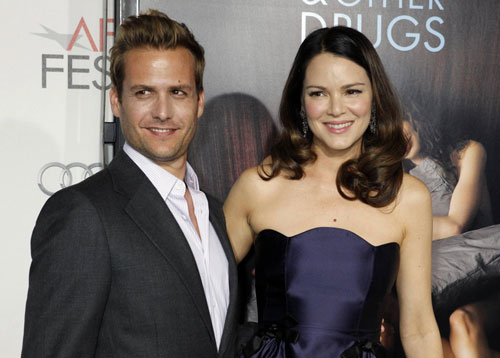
[0,1,113,356]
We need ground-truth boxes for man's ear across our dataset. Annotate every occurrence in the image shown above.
[197,90,205,119]
[110,86,121,118]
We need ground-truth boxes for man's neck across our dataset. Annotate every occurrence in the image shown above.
[155,157,188,181]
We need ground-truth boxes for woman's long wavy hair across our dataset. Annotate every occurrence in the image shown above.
[404,102,463,185]
[261,26,407,208]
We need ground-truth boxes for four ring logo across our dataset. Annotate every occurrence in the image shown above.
[38,162,104,196]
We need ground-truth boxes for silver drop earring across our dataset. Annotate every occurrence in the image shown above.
[369,106,377,135]
[300,110,309,138]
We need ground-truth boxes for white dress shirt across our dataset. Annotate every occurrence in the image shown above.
[123,143,229,348]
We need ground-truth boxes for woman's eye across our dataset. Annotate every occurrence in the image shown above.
[346,89,361,95]
[309,91,324,97]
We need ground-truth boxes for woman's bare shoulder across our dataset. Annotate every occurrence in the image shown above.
[462,139,484,151]
[229,160,275,197]
[460,140,486,159]
[397,173,432,211]
[451,140,487,174]
[231,165,264,193]
[392,174,433,241]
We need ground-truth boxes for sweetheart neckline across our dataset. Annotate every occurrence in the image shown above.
[256,227,400,248]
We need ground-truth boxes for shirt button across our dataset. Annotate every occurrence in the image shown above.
[182,215,188,221]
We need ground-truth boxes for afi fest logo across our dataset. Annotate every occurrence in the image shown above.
[35,17,114,90]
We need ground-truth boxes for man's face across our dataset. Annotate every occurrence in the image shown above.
[110,47,204,171]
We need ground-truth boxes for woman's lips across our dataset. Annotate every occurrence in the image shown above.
[323,121,353,134]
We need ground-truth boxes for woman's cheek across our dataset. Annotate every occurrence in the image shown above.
[305,101,327,119]
[347,100,371,118]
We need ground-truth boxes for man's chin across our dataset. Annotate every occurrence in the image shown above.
[148,150,187,166]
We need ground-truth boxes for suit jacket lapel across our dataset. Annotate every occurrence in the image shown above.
[108,151,216,345]
[207,196,239,357]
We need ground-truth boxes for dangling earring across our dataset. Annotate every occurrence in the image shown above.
[369,106,377,135]
[300,110,309,138]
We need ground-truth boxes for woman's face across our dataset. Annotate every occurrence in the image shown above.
[302,53,372,158]
[403,119,421,161]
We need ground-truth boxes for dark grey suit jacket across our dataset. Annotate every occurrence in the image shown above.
[22,150,238,358]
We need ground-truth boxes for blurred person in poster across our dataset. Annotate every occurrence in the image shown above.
[21,10,238,358]
[403,106,500,358]
[224,26,442,358]
[404,106,493,237]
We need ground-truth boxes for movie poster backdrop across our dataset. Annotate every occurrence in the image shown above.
[138,0,500,221]
[117,1,500,352]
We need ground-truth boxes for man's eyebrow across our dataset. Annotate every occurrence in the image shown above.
[129,84,154,92]
[170,84,194,90]
[127,84,195,92]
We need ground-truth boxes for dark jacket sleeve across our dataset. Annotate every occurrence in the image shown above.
[22,188,111,358]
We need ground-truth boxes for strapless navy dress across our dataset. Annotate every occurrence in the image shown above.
[244,227,399,358]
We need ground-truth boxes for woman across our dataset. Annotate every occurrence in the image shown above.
[403,113,500,358]
[224,26,442,357]
[403,112,493,239]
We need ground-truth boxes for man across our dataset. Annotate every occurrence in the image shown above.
[22,10,237,358]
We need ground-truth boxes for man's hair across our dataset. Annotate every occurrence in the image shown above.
[110,9,205,100]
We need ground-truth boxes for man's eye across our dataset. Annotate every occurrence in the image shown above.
[172,89,186,96]
[136,90,151,96]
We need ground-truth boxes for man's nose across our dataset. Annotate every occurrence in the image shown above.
[153,93,172,120]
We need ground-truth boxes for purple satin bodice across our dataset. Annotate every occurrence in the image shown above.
[250,227,399,358]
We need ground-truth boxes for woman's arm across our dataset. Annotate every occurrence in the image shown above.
[397,175,443,358]
[223,167,260,263]
[432,141,487,240]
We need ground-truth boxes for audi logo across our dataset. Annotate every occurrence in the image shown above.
[38,162,104,196]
